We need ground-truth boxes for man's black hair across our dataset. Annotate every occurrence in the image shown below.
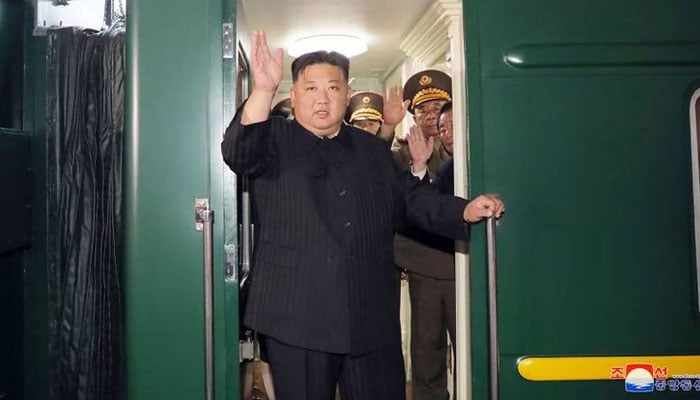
[291,51,350,83]
[438,101,453,129]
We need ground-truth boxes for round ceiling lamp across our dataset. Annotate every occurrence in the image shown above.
[288,34,368,58]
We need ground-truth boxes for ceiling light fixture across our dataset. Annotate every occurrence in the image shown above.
[288,34,368,58]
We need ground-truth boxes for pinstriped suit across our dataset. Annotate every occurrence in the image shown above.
[222,114,469,356]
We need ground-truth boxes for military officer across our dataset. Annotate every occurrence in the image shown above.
[345,91,384,135]
[392,69,457,400]
[392,69,452,178]
[346,86,409,142]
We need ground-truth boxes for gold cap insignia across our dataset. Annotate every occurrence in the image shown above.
[362,96,371,104]
[402,69,452,114]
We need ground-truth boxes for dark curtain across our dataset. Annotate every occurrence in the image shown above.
[46,24,125,400]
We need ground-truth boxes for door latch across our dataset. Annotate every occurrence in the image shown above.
[194,198,210,231]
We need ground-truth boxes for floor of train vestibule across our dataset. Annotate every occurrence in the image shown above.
[242,364,415,400]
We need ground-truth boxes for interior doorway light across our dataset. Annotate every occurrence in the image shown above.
[288,35,368,58]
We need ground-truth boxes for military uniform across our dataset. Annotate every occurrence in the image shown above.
[391,139,451,183]
[392,69,457,400]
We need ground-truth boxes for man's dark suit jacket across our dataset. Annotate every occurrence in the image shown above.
[392,141,456,279]
[434,158,455,195]
[222,113,469,355]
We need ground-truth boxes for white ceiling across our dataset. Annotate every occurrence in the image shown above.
[238,0,435,81]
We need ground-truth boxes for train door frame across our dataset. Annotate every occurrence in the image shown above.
[449,10,472,400]
[125,0,241,398]
[688,88,700,314]
[395,1,472,397]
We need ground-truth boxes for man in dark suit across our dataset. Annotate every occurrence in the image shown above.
[221,30,504,400]
[434,101,455,195]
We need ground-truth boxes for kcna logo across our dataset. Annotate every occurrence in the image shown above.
[624,364,654,393]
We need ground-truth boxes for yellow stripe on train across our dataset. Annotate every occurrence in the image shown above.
[517,355,700,381]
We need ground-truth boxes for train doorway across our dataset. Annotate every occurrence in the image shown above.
[235,1,471,399]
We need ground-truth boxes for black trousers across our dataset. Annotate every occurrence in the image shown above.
[261,336,406,400]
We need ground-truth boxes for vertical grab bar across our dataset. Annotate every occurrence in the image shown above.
[240,177,252,286]
[195,199,215,400]
[203,208,215,400]
[486,217,499,400]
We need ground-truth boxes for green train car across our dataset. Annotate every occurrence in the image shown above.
[2,0,699,399]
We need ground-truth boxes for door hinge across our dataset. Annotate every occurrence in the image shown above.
[223,22,234,59]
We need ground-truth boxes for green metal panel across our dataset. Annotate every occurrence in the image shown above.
[465,1,700,399]
[22,4,49,399]
[125,0,238,399]
[0,130,30,251]
[0,248,24,400]
[0,130,30,400]
[0,0,24,129]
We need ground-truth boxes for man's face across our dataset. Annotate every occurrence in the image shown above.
[438,109,454,155]
[413,99,447,137]
[290,63,350,137]
[352,119,381,135]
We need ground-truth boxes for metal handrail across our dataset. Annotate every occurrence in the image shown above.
[201,207,215,400]
[487,217,499,400]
